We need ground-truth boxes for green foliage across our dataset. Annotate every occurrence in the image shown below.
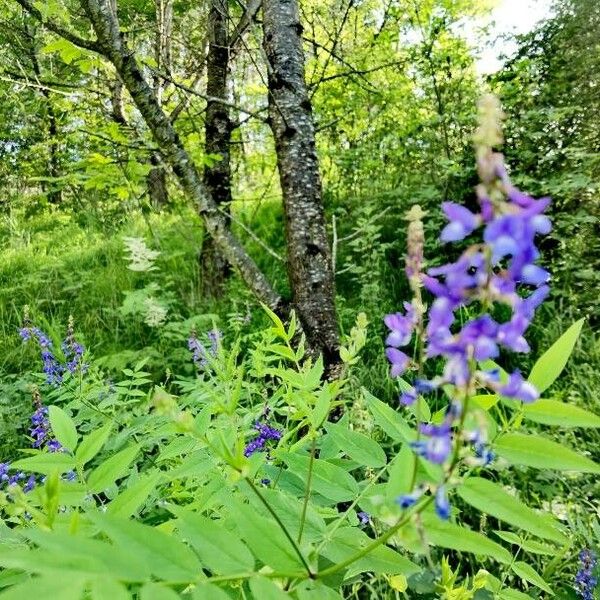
[0,308,594,598]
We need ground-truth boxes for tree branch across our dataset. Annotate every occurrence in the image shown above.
[14,0,101,52]
[148,64,269,123]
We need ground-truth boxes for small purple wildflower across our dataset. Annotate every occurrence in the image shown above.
[47,439,63,453]
[384,302,417,378]
[575,549,597,600]
[244,420,282,458]
[399,388,417,406]
[434,485,450,520]
[23,474,37,493]
[499,370,539,403]
[188,327,221,368]
[357,511,370,526]
[411,421,453,465]
[396,487,424,509]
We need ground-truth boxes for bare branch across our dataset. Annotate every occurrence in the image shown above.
[229,0,262,51]
[148,64,269,123]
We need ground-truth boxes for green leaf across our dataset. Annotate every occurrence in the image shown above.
[321,527,419,579]
[15,529,150,581]
[169,506,255,574]
[294,581,344,600]
[107,470,160,517]
[325,422,387,467]
[362,389,415,443]
[89,578,131,600]
[458,478,566,543]
[76,422,112,466]
[230,500,306,572]
[386,444,414,502]
[87,444,139,492]
[12,452,75,475]
[511,561,554,595]
[249,577,290,600]
[48,406,78,452]
[89,513,201,584]
[283,454,359,502]
[0,575,86,600]
[471,394,500,411]
[499,589,534,600]
[261,302,287,339]
[140,584,181,600]
[493,531,556,555]
[246,488,326,542]
[191,584,232,600]
[522,399,600,428]
[311,387,331,429]
[420,514,512,564]
[494,433,600,473]
[528,319,584,393]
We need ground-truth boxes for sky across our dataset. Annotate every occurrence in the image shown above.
[472,0,554,73]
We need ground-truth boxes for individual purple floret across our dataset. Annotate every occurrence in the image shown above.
[411,421,453,465]
[396,486,425,509]
[357,511,370,526]
[244,419,282,458]
[23,474,37,493]
[575,549,597,600]
[434,486,450,520]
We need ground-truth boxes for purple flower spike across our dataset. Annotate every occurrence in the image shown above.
[575,549,597,600]
[440,202,480,242]
[501,371,539,403]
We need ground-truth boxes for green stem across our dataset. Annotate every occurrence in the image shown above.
[315,462,389,555]
[317,495,434,579]
[297,435,316,544]
[207,570,304,584]
[244,478,314,578]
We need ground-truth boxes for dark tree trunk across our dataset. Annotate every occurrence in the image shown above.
[79,0,283,312]
[26,24,62,204]
[262,0,341,372]
[146,153,169,208]
[200,0,233,297]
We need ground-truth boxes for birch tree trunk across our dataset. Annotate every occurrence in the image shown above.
[77,0,283,312]
[200,0,233,297]
[262,0,341,371]
[147,0,172,208]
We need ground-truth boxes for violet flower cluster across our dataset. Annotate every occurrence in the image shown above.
[188,328,221,368]
[244,420,282,458]
[387,96,551,519]
[575,549,597,600]
[0,389,67,495]
[19,316,86,386]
